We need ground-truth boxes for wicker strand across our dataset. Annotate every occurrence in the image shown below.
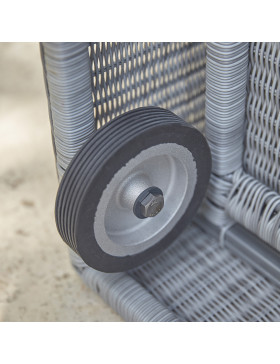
[203,43,249,227]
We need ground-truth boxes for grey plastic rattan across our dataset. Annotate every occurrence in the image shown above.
[73,222,280,321]
[89,43,206,130]
[40,43,95,179]
[41,42,280,321]
[202,42,249,227]
[226,43,280,250]
[244,43,280,192]
[41,42,206,180]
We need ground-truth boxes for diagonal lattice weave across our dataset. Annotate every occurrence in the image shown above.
[90,42,206,131]
[244,42,280,192]
[129,223,280,321]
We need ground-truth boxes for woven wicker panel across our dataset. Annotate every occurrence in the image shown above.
[90,42,206,131]
[203,43,249,228]
[244,42,280,193]
[226,170,280,251]
[226,43,280,250]
[129,223,280,321]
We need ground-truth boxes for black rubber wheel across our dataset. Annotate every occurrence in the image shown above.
[55,107,211,272]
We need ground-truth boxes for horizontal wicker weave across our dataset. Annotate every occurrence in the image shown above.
[129,222,280,321]
[202,43,249,228]
[74,223,280,321]
[40,43,95,178]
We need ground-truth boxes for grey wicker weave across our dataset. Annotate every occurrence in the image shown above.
[41,42,280,321]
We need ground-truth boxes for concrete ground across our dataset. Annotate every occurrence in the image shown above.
[0,42,121,321]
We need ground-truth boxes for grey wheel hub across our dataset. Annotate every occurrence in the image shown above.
[94,143,197,257]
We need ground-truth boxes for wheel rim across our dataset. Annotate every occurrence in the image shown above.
[94,143,197,256]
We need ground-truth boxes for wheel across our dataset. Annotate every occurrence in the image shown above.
[55,107,211,272]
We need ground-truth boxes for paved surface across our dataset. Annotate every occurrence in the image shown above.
[0,42,121,321]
